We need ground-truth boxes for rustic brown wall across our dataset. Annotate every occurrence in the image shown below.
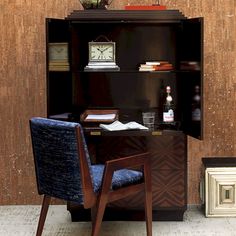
[0,0,235,205]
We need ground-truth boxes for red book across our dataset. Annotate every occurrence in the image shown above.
[125,5,166,10]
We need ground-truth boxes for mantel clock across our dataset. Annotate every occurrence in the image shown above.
[85,35,120,71]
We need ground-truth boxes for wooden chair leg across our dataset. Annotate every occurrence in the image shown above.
[145,190,152,236]
[91,196,107,236]
[36,195,51,236]
[144,165,152,236]
[90,206,97,228]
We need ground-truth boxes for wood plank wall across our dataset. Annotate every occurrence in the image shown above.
[0,0,235,205]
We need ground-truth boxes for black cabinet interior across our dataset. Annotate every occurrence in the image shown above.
[46,19,72,115]
[178,18,204,139]
[46,11,203,139]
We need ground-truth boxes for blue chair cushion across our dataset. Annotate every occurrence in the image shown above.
[91,165,143,192]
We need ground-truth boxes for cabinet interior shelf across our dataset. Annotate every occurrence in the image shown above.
[84,128,183,137]
[74,69,200,74]
[47,11,203,140]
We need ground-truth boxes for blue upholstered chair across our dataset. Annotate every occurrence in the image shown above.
[30,117,152,236]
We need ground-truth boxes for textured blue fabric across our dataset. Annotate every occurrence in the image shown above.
[30,117,144,205]
[91,165,143,192]
[30,117,89,204]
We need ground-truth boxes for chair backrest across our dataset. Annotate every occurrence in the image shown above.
[30,117,95,206]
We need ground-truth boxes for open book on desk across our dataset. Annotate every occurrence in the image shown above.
[99,121,149,131]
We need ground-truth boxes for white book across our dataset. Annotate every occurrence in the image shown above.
[139,67,155,71]
[145,61,161,65]
[99,120,149,131]
[140,64,154,68]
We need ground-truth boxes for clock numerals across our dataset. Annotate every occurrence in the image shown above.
[86,41,119,71]
[90,43,115,62]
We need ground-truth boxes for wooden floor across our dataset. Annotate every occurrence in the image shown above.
[0,205,235,236]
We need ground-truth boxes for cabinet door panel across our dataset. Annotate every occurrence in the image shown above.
[46,19,72,116]
[89,134,186,210]
[94,136,146,163]
[46,18,70,42]
[109,170,185,209]
[152,170,186,208]
[148,135,186,170]
[93,134,186,170]
[178,18,204,139]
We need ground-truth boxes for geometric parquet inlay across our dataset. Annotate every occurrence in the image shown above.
[102,133,187,210]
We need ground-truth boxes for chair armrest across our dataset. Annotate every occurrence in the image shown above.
[104,152,150,172]
[99,152,151,198]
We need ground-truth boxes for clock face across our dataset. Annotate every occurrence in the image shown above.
[48,43,68,61]
[89,42,115,63]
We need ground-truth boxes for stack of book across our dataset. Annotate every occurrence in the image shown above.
[125,5,166,10]
[49,61,70,71]
[139,61,173,71]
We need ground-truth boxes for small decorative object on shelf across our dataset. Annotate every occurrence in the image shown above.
[79,0,114,9]
[191,85,201,122]
[163,86,175,123]
[48,43,69,71]
[125,0,166,10]
[84,35,120,71]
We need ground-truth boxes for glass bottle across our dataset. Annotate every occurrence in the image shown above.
[191,85,201,122]
[163,86,174,122]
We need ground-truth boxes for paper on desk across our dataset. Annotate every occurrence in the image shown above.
[99,121,149,131]
[86,114,116,120]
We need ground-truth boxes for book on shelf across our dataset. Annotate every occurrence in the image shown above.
[99,120,149,131]
[49,66,70,71]
[139,61,173,71]
[49,60,70,71]
[139,64,157,68]
[125,5,166,10]
[155,63,173,71]
[139,64,158,71]
[145,61,169,65]
[139,67,156,71]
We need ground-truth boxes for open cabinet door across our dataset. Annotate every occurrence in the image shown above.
[177,17,204,140]
[46,18,72,117]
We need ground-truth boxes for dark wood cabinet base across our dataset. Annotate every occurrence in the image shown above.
[67,133,187,223]
[67,204,186,222]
